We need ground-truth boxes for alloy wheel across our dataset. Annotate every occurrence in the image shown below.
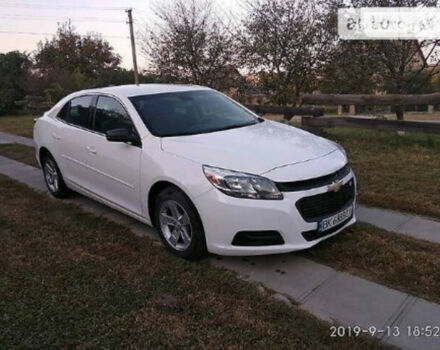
[159,200,193,251]
[44,159,59,193]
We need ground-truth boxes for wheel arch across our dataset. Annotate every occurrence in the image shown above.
[148,181,179,226]
[147,180,203,228]
[39,146,53,165]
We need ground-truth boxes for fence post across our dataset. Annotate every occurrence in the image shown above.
[349,105,356,115]
[337,105,343,115]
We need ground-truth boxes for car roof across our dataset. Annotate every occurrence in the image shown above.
[82,84,211,98]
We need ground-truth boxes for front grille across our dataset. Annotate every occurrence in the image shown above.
[295,179,355,222]
[232,230,284,246]
[276,163,351,192]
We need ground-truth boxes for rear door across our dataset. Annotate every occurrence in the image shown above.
[54,95,97,189]
[85,95,142,216]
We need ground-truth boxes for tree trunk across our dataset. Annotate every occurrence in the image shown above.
[395,106,404,120]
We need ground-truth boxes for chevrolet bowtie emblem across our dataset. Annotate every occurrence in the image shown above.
[328,180,343,192]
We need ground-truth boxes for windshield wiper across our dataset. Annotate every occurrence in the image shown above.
[209,121,259,133]
[160,121,258,138]
[160,131,203,137]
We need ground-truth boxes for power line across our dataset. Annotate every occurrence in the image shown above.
[0,3,127,11]
[0,15,125,23]
[0,30,53,36]
[0,30,129,40]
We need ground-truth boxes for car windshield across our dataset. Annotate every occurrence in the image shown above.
[129,90,259,137]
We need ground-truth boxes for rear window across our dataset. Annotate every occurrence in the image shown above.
[58,96,93,129]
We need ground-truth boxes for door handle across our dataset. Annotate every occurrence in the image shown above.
[86,146,97,154]
[52,133,61,140]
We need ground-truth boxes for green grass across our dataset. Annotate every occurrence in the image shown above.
[302,222,440,304]
[0,174,386,349]
[0,114,34,138]
[321,128,440,219]
[0,143,38,167]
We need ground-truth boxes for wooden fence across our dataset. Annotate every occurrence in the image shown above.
[302,92,440,106]
[243,104,323,119]
[301,116,440,135]
[15,96,53,115]
[302,92,440,116]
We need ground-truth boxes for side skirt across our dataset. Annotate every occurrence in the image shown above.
[65,179,152,226]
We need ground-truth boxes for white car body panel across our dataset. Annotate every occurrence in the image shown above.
[161,120,337,175]
[34,84,356,256]
[262,148,347,182]
[56,122,97,192]
[75,132,143,215]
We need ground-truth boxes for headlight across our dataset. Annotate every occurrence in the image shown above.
[203,165,283,200]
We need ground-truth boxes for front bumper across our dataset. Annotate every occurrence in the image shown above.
[194,171,356,256]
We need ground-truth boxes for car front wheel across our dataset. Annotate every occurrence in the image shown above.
[154,186,206,260]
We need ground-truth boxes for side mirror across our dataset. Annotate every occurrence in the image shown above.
[105,128,141,146]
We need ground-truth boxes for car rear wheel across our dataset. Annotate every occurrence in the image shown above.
[154,186,206,260]
[42,155,70,198]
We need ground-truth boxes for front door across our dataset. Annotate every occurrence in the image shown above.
[85,95,142,216]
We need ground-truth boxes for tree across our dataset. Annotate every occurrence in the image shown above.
[35,21,120,78]
[239,0,336,106]
[34,21,121,100]
[0,51,30,114]
[140,0,237,90]
[92,69,163,88]
[319,43,379,94]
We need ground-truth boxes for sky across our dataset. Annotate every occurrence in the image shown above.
[0,0,243,70]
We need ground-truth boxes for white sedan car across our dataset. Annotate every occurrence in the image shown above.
[34,84,356,260]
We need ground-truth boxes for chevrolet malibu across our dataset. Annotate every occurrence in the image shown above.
[34,84,356,260]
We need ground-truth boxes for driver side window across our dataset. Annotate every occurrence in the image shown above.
[94,96,135,134]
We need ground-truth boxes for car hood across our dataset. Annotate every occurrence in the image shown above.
[160,120,339,175]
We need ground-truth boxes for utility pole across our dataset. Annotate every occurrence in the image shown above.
[126,8,139,85]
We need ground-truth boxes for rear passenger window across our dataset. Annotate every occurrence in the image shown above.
[94,96,134,134]
[58,96,93,129]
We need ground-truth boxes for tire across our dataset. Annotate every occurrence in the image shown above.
[42,154,71,198]
[154,186,206,260]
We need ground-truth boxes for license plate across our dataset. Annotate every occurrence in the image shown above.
[318,205,353,232]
